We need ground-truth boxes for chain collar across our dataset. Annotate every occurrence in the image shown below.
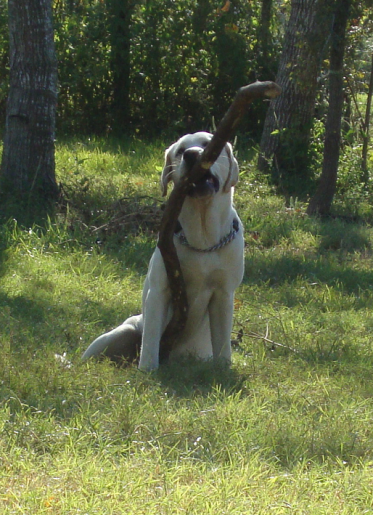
[174,218,239,253]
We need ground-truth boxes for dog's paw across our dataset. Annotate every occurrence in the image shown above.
[138,357,159,372]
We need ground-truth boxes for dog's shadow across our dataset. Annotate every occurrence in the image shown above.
[155,357,247,397]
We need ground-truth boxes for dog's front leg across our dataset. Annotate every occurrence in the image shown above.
[138,249,170,371]
[138,287,170,371]
[209,291,234,364]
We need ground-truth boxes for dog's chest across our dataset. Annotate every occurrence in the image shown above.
[179,248,240,291]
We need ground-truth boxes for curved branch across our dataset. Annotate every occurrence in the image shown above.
[158,81,282,362]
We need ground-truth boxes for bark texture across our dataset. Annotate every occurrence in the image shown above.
[1,0,58,197]
[307,0,351,215]
[362,53,373,178]
[258,0,273,63]
[108,0,133,134]
[258,0,331,193]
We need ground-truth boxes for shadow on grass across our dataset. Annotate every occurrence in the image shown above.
[0,187,59,228]
[96,211,373,294]
[317,216,372,251]
[244,252,373,293]
[244,217,373,294]
[155,356,248,397]
[2,189,373,375]
[0,290,139,354]
[0,190,60,282]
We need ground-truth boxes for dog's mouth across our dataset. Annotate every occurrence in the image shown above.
[186,170,220,198]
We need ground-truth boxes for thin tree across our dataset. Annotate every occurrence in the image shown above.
[257,0,273,67]
[108,0,135,135]
[362,52,373,178]
[307,0,352,215]
[0,0,58,201]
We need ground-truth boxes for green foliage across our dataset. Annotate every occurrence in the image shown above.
[53,0,112,133]
[1,0,373,202]
[3,140,373,511]
[0,0,281,137]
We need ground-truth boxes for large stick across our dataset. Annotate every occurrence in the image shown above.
[157,81,281,363]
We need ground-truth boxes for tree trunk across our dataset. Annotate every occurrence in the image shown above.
[258,0,331,195]
[362,53,373,179]
[141,0,162,134]
[1,0,58,199]
[108,0,133,135]
[192,0,211,35]
[257,0,272,64]
[307,0,351,216]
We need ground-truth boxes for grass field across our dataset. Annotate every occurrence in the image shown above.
[2,138,373,513]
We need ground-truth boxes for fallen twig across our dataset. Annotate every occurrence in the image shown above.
[232,324,300,355]
[247,329,300,355]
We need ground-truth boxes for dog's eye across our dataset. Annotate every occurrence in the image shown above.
[176,147,185,157]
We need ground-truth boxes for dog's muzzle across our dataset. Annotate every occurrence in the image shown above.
[183,148,220,198]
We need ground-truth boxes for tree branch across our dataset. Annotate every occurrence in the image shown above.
[157,81,282,363]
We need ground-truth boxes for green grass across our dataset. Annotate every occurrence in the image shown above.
[3,138,373,513]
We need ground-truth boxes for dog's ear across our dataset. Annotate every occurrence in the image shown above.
[223,142,239,193]
[160,147,174,196]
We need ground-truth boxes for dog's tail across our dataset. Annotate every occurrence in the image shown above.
[82,315,143,366]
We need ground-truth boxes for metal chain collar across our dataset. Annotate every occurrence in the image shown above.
[174,219,239,253]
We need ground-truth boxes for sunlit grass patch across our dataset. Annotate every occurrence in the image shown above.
[3,138,373,513]
[56,137,164,205]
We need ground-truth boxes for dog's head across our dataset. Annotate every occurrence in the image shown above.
[160,132,239,198]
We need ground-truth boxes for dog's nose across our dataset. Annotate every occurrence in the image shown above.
[183,148,202,168]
